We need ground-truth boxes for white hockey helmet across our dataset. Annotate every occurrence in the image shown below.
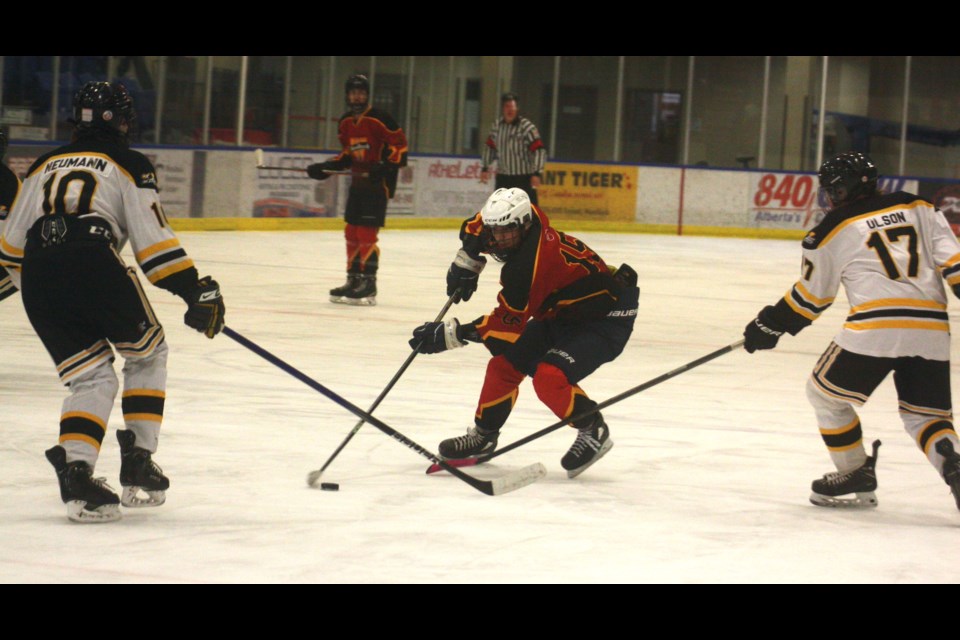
[479,188,534,260]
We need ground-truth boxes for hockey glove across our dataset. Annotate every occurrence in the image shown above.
[410,319,466,354]
[184,276,225,339]
[306,162,335,181]
[743,305,784,353]
[446,248,487,302]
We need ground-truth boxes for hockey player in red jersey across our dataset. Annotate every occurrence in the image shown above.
[410,188,639,477]
[743,151,960,512]
[306,74,408,306]
[0,82,225,522]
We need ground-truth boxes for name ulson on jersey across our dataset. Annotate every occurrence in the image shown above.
[866,211,907,230]
[44,156,110,174]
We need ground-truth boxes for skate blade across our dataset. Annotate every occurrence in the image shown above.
[809,491,878,508]
[330,295,349,304]
[345,297,376,306]
[66,500,122,523]
[566,439,614,479]
[121,486,166,508]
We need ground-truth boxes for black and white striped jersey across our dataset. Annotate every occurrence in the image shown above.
[481,116,546,177]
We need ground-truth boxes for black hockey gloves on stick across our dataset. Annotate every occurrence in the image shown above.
[183,276,225,339]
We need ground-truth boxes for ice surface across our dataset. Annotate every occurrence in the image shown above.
[1,229,958,583]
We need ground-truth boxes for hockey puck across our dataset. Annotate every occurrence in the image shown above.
[320,482,340,491]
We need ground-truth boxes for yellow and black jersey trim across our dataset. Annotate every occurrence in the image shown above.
[25,141,158,190]
[56,340,114,383]
[803,192,931,250]
[0,235,24,269]
[136,239,195,285]
[940,253,960,287]
[783,281,834,322]
[843,298,949,333]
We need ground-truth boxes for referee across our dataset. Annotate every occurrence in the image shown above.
[480,92,546,205]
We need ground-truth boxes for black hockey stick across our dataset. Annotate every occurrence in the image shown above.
[305,292,459,487]
[427,339,746,474]
[254,148,366,176]
[223,327,546,496]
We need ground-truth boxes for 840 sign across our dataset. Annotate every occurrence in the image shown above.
[751,173,822,228]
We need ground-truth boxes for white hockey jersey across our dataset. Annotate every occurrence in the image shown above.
[774,191,960,360]
[0,139,195,295]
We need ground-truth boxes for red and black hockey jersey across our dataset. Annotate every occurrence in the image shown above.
[328,106,408,197]
[461,205,623,355]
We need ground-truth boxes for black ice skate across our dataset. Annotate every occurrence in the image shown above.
[45,445,121,523]
[344,274,376,306]
[439,426,499,460]
[935,439,960,512]
[561,414,614,478]
[330,274,360,304]
[810,439,881,508]
[117,429,169,508]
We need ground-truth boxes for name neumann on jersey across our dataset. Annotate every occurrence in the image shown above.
[44,156,110,174]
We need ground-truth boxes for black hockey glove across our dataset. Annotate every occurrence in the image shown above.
[410,319,467,354]
[367,162,389,181]
[446,248,486,302]
[184,276,225,339]
[306,161,335,181]
[743,305,784,353]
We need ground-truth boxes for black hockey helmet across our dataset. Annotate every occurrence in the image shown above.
[0,128,7,160]
[345,74,370,115]
[818,151,878,207]
[72,81,137,144]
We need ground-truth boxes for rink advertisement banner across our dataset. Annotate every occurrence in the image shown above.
[538,163,639,221]
[141,149,194,218]
[748,172,919,229]
[408,156,493,217]
[253,151,338,218]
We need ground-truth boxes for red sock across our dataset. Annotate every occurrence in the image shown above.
[474,355,525,432]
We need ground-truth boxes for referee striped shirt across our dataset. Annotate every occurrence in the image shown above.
[481,116,546,177]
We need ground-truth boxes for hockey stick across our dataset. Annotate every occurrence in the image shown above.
[306,292,459,487]
[223,326,546,496]
[254,148,365,176]
[427,339,746,474]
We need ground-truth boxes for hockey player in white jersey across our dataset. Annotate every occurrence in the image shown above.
[743,151,960,512]
[0,81,225,522]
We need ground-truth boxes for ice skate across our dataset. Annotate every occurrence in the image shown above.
[330,274,360,304]
[810,440,880,508]
[344,274,376,306]
[561,414,613,478]
[45,445,121,523]
[117,429,169,508]
[935,439,960,511]
[439,426,498,460]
